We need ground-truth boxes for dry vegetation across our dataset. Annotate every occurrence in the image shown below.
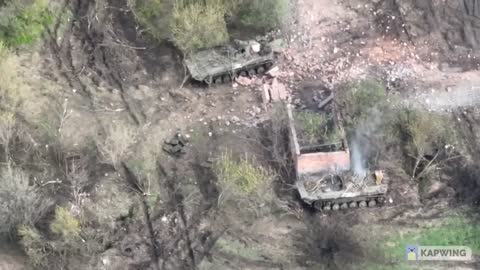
[0,166,53,236]
[97,121,138,167]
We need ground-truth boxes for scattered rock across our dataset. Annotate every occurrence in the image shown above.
[235,76,252,86]
[267,66,281,77]
[231,116,240,123]
[424,181,447,199]
[270,78,288,101]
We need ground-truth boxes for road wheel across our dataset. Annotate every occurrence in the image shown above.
[349,202,357,208]
[222,74,231,83]
[313,201,323,211]
[359,201,367,208]
[368,200,377,207]
[332,204,340,211]
[247,69,256,77]
[340,203,348,210]
[239,70,247,77]
[323,204,331,211]
[204,77,213,85]
[256,66,265,74]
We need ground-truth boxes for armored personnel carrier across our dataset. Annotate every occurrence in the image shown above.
[286,99,388,211]
[184,39,275,84]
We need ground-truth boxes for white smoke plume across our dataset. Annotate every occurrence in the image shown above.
[350,108,383,178]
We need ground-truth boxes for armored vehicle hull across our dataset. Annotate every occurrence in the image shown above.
[296,171,388,211]
[286,103,388,211]
[184,40,275,84]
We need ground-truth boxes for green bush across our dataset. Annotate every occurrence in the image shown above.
[395,109,451,156]
[236,0,290,31]
[214,150,272,194]
[128,0,173,41]
[0,40,6,57]
[339,79,388,127]
[18,225,49,267]
[295,111,328,144]
[50,207,81,243]
[171,0,229,53]
[294,110,345,145]
[0,0,53,47]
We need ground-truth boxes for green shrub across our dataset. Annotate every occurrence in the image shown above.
[214,150,272,194]
[171,0,229,53]
[295,111,328,144]
[294,110,344,145]
[0,0,53,47]
[18,225,49,267]
[128,0,173,41]
[50,207,81,243]
[395,109,451,157]
[236,0,290,31]
[339,79,388,127]
[0,40,6,57]
[394,108,456,178]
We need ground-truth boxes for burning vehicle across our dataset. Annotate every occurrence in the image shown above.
[286,96,388,211]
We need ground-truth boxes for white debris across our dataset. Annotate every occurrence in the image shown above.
[231,116,240,123]
[266,66,280,77]
[235,76,252,86]
[251,41,261,53]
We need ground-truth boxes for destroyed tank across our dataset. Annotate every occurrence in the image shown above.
[184,39,275,84]
[286,101,388,211]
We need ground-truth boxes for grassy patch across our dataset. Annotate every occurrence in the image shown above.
[129,0,289,52]
[130,0,229,53]
[214,150,272,194]
[394,108,455,157]
[171,0,229,53]
[128,0,173,41]
[383,216,480,261]
[294,110,344,145]
[0,0,53,47]
[50,207,82,242]
[216,238,265,261]
[338,79,388,127]
[18,225,49,267]
[235,0,290,32]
